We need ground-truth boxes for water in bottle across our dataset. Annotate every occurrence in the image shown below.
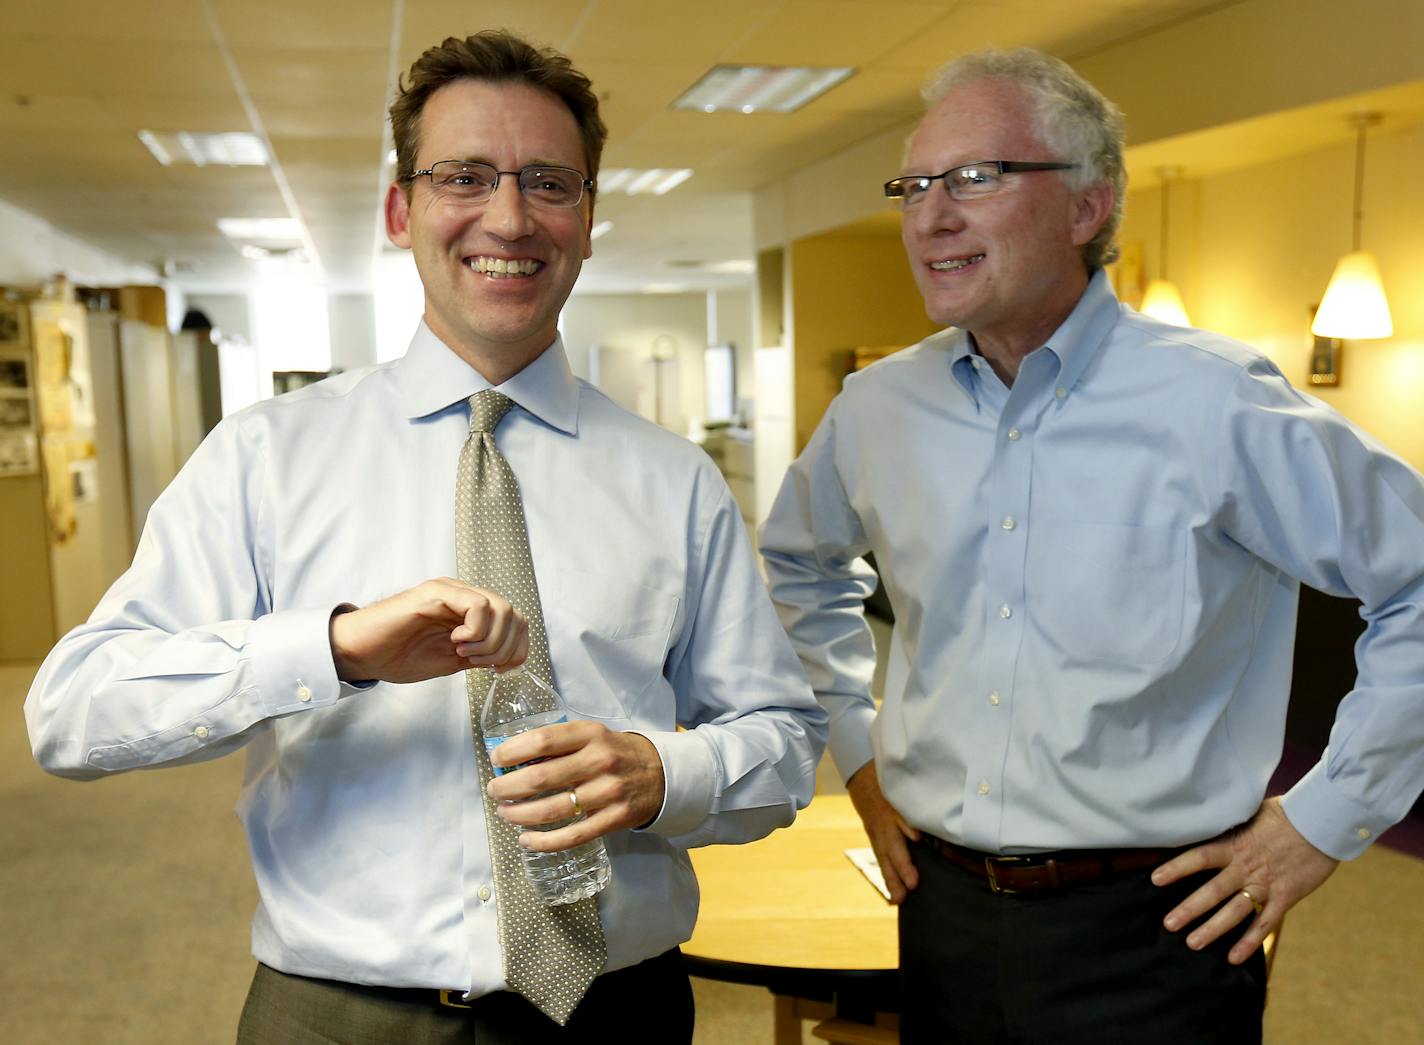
[481,667,612,905]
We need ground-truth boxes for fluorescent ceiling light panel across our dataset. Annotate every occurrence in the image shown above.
[139,130,269,167]
[672,65,855,114]
[218,217,304,242]
[590,220,614,241]
[706,259,756,275]
[598,168,695,196]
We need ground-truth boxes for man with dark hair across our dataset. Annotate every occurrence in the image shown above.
[27,30,825,1043]
[759,47,1424,1042]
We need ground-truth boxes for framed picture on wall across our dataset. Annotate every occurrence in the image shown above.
[1307,305,1341,387]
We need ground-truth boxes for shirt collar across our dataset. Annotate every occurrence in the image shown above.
[1041,268,1121,395]
[945,268,1121,402]
[396,320,580,436]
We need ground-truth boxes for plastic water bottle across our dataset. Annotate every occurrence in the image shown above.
[481,667,612,905]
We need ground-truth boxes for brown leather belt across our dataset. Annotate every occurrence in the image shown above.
[918,835,1178,895]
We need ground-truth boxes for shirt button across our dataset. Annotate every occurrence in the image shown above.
[193,725,210,740]
[1055,386,1067,399]
[989,691,1001,706]
[1001,516,1016,531]
[999,604,1012,619]
[977,781,991,796]
[972,357,983,369]
[1007,428,1021,441]
[1356,827,1372,841]
[478,885,493,902]
[295,685,312,703]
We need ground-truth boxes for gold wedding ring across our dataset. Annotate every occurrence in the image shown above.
[1240,887,1264,915]
[568,789,584,818]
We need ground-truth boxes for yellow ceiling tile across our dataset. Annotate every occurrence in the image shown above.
[97,95,252,132]
[0,0,211,44]
[724,1,957,67]
[565,0,772,64]
[210,0,395,50]
[0,40,231,97]
[233,49,392,102]
[400,0,595,58]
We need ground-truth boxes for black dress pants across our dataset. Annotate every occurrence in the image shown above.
[899,840,1266,1044]
[236,947,694,1045]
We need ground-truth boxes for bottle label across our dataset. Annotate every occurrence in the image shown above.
[483,716,567,776]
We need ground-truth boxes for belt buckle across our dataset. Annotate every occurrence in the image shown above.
[984,855,1036,895]
[438,989,471,1009]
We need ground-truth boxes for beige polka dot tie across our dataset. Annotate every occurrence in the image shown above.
[455,389,607,1025]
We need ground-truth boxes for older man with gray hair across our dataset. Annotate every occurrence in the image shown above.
[760,47,1424,1042]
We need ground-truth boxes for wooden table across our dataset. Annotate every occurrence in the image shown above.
[684,794,899,1043]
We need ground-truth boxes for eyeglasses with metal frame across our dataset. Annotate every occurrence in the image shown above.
[407,160,594,208]
[884,160,1077,203]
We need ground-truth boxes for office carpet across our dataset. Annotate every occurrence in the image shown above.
[4,661,1420,1044]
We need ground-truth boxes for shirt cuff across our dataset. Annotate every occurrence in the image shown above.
[246,606,349,716]
[1279,760,1388,861]
[625,728,717,838]
[828,700,879,784]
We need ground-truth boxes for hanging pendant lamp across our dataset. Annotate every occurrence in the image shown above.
[1312,113,1393,340]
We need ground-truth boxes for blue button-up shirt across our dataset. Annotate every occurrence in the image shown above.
[27,323,826,994]
[760,270,1424,861]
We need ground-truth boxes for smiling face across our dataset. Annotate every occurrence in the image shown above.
[385,79,593,382]
[901,77,1111,360]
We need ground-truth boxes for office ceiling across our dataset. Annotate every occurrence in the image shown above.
[0,0,1409,296]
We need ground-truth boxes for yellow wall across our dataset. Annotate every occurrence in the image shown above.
[788,231,939,451]
[0,474,56,661]
[1120,120,1424,471]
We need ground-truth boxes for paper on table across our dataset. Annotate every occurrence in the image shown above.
[844,847,892,902]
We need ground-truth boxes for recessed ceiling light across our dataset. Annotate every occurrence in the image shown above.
[598,168,694,196]
[672,65,855,114]
[218,217,303,242]
[139,130,269,167]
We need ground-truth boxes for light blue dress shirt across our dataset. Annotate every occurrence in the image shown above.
[760,270,1424,862]
[27,323,826,994]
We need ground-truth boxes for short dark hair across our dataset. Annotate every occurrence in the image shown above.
[389,30,607,199]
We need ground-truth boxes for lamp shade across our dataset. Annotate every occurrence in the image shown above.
[1312,250,1393,339]
[1141,279,1191,327]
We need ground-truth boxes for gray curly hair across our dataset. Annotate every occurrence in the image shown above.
[922,48,1126,269]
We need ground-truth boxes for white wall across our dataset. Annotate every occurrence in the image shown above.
[329,293,378,372]
[561,290,749,434]
[712,288,755,414]
[184,293,253,345]
[0,196,155,287]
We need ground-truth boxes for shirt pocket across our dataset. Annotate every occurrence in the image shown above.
[543,567,681,723]
[1031,521,1187,667]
